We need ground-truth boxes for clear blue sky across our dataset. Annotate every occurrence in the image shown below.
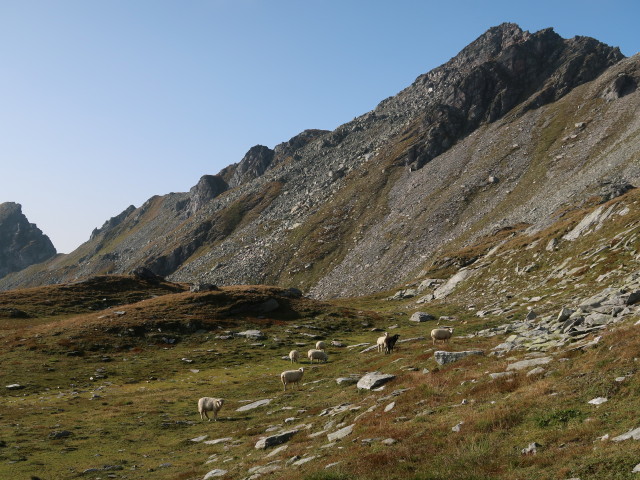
[1,0,638,253]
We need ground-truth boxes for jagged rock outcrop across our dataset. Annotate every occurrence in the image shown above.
[0,202,56,278]
[1,24,638,297]
[228,145,275,188]
[91,205,136,240]
[188,175,228,214]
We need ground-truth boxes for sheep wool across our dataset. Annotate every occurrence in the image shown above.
[289,350,300,363]
[198,397,224,421]
[307,349,328,363]
[281,367,305,391]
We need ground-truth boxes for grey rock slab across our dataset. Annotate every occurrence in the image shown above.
[433,269,474,299]
[292,455,317,466]
[327,424,355,442]
[190,435,208,442]
[255,429,299,449]
[335,376,360,385]
[236,398,272,412]
[506,357,552,371]
[612,427,640,442]
[203,469,228,479]
[526,367,546,377]
[356,372,396,390]
[203,437,233,445]
[489,371,516,380]
[434,350,484,365]
[410,312,435,322]
[588,397,608,405]
[235,330,266,340]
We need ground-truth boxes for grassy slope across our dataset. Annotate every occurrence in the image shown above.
[1,249,640,479]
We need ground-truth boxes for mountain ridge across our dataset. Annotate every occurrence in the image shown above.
[0,23,637,298]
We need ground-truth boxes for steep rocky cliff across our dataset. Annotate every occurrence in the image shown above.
[0,202,56,278]
[1,23,638,297]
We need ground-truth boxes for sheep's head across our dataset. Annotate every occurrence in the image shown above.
[299,367,305,373]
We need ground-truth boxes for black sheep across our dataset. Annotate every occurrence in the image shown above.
[384,334,400,354]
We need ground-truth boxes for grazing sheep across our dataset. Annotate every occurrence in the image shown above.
[431,327,454,345]
[197,397,224,421]
[289,350,300,363]
[281,367,305,391]
[376,332,389,353]
[384,334,400,354]
[315,340,326,351]
[307,349,328,363]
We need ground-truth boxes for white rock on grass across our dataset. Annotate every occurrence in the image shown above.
[236,399,272,412]
[356,372,395,390]
[203,469,227,479]
[384,402,395,412]
[612,427,640,442]
[327,424,354,442]
[506,357,552,371]
[588,397,608,405]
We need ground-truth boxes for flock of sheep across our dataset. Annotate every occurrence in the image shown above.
[197,327,454,421]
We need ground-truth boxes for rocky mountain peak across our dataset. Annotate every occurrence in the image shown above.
[227,145,275,188]
[0,202,56,278]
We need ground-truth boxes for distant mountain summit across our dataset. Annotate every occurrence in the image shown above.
[0,23,637,296]
[0,202,56,278]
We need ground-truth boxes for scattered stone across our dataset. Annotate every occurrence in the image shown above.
[633,463,640,473]
[190,283,219,293]
[190,435,208,442]
[612,427,640,442]
[292,455,317,466]
[5,384,24,390]
[506,357,552,371]
[49,430,72,440]
[526,367,546,377]
[521,442,541,455]
[357,372,396,390]
[489,371,516,380]
[327,424,354,442]
[434,350,484,365]
[410,312,435,322]
[265,445,288,458]
[203,469,228,479]
[452,422,464,432]
[588,397,608,406]
[236,399,272,412]
[255,430,299,449]
[336,376,360,385]
[203,437,233,445]
[384,402,395,412]
[235,330,266,340]
[381,438,397,445]
[325,462,342,469]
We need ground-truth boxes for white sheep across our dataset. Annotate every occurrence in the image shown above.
[376,332,389,352]
[281,367,305,391]
[307,349,328,363]
[197,397,224,421]
[315,340,326,351]
[289,350,300,363]
[431,327,454,345]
